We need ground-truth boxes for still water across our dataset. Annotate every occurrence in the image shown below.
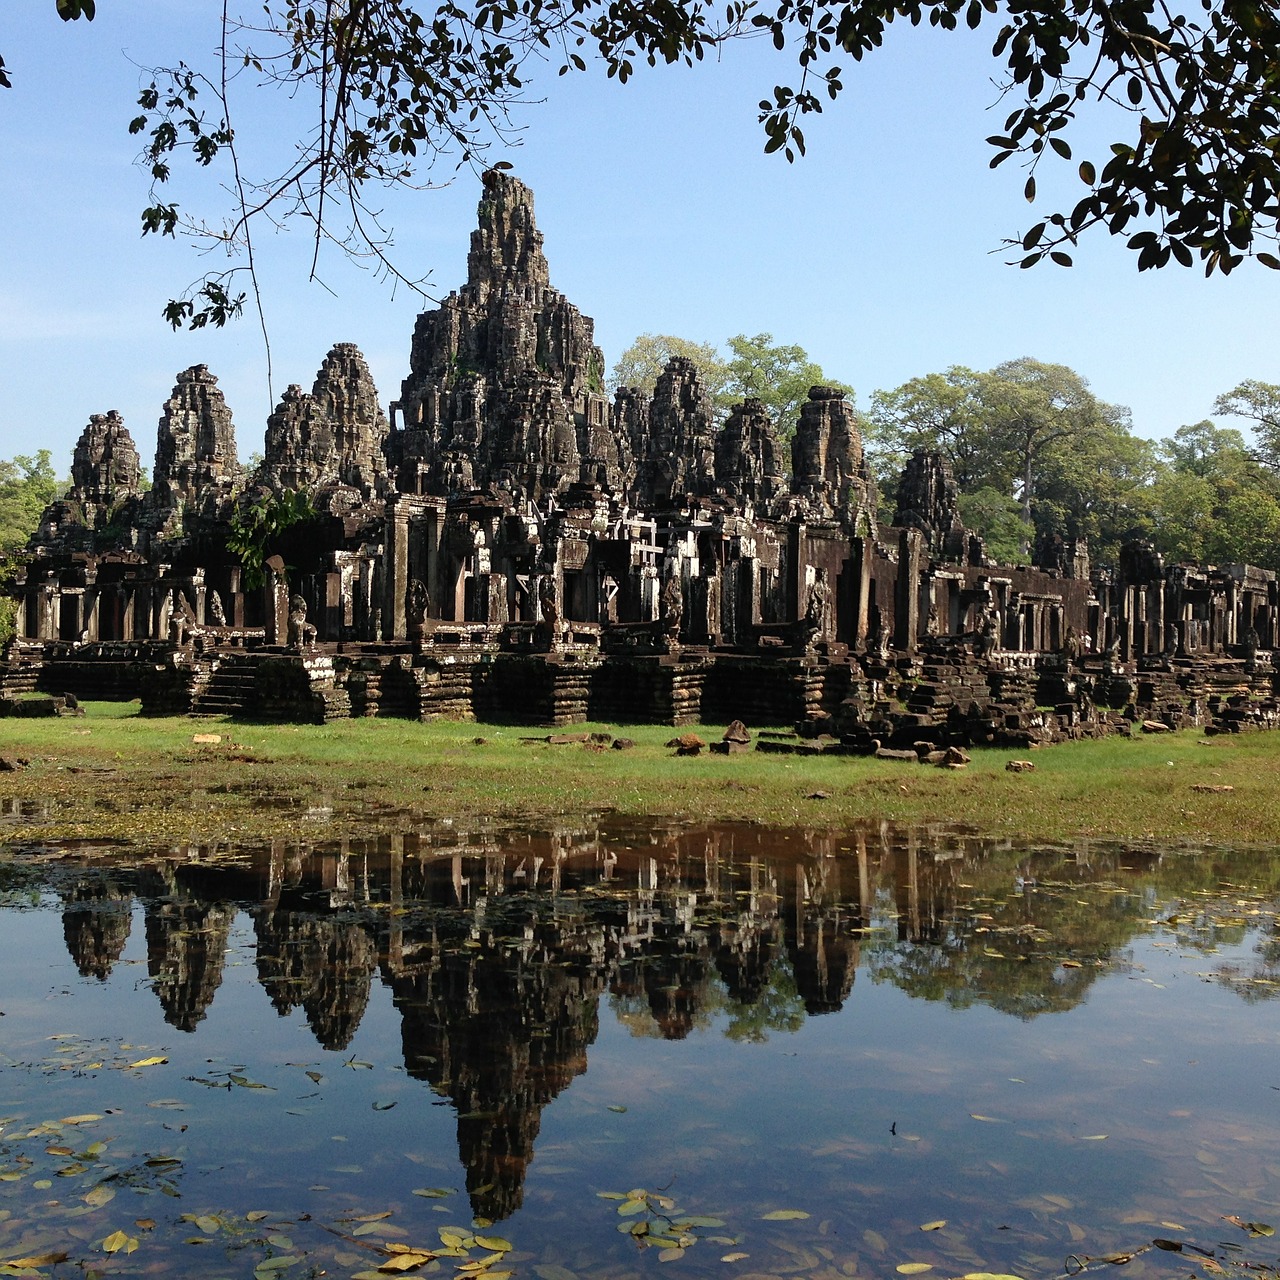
[1,822,1279,1280]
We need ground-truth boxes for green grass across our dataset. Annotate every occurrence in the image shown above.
[0,703,1276,847]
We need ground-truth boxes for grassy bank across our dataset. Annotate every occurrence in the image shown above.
[0,703,1277,847]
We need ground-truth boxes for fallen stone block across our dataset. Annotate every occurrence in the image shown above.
[1141,719,1171,733]
[192,733,222,744]
[875,748,918,762]
[1191,784,1234,793]
[1006,759,1035,773]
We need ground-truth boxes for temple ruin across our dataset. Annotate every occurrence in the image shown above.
[5,170,1279,747]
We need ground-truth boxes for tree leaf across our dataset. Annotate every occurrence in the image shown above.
[761,1210,810,1220]
[102,1230,138,1254]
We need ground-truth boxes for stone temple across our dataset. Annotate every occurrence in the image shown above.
[5,170,1280,746]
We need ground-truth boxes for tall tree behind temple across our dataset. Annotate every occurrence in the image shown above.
[611,332,853,443]
[868,360,1143,563]
[722,333,854,443]
[0,450,64,643]
[1146,421,1280,571]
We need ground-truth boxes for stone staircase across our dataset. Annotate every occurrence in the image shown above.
[191,654,261,716]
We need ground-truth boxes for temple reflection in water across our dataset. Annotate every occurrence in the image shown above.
[47,821,1164,1219]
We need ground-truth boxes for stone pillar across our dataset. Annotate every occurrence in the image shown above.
[851,535,873,647]
[83,588,100,642]
[263,556,289,645]
[189,569,206,630]
[382,496,411,641]
[894,527,923,655]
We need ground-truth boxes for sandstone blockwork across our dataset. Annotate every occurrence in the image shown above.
[8,171,1280,745]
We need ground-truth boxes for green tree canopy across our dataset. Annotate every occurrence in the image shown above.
[1145,420,1280,571]
[608,334,730,402]
[868,358,1139,560]
[722,333,854,441]
[611,332,851,441]
[16,0,1280,328]
[1214,381,1280,471]
[0,451,60,557]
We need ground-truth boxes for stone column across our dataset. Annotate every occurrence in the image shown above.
[851,535,873,647]
[894,527,923,655]
[382,495,411,642]
[263,556,289,645]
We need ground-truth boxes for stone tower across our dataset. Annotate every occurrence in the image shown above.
[633,357,718,508]
[70,411,141,507]
[261,343,388,495]
[715,398,784,510]
[791,387,879,531]
[390,171,626,501]
[153,365,241,510]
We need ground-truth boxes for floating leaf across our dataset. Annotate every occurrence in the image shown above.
[961,1273,1026,1280]
[413,1188,454,1199]
[373,1101,397,1111]
[102,1230,138,1254]
[533,1266,580,1280]
[474,1236,512,1252]
[920,1221,946,1232]
[60,1115,101,1125]
[721,1253,749,1263]
[128,1057,169,1069]
[84,1185,116,1208]
[761,1210,810,1220]
[3,1253,69,1268]
[607,1105,627,1113]
[597,1192,628,1201]
[658,1248,685,1263]
[1079,1134,1108,1141]
[439,1228,474,1248]
[267,1234,294,1249]
[306,1071,323,1085]
[618,1199,648,1216]
[229,1075,273,1090]
[898,1264,933,1274]
[373,1259,430,1280]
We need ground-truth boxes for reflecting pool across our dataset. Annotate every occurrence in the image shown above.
[1,821,1279,1280]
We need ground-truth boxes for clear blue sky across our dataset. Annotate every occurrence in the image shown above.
[3,2,1278,476]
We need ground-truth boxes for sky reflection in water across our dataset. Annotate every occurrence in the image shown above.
[1,821,1279,1280]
